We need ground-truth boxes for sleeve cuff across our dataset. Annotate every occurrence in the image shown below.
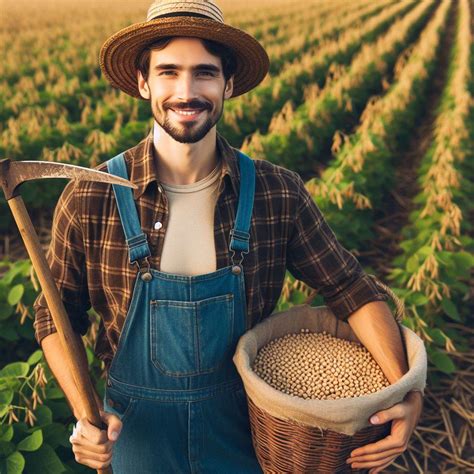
[325,273,389,321]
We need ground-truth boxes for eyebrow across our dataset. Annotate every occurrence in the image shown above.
[153,63,221,74]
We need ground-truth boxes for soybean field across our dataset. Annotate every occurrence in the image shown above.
[0,0,472,472]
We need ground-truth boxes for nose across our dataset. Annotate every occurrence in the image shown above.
[176,72,196,101]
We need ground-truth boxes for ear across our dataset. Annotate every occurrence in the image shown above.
[224,75,234,99]
[137,70,151,100]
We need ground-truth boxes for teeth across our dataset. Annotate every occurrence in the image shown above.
[173,109,202,116]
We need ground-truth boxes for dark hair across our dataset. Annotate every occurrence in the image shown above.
[135,36,238,83]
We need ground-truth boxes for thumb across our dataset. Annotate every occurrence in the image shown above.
[100,410,123,442]
[370,403,405,425]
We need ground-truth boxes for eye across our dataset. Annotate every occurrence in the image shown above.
[159,71,176,76]
[197,71,216,77]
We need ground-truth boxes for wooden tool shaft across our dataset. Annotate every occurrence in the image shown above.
[8,195,112,474]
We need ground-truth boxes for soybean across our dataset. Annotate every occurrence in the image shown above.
[252,329,390,400]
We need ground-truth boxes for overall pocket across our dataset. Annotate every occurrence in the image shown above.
[103,387,137,426]
[150,293,234,376]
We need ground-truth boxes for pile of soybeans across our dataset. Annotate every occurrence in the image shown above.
[252,329,390,400]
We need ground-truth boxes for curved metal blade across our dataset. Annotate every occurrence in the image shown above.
[10,161,136,187]
[0,159,137,200]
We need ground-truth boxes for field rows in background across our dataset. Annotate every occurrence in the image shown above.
[241,0,437,175]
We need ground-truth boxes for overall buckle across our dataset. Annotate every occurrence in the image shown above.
[134,257,152,282]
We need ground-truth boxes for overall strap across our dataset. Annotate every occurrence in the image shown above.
[229,151,255,262]
[106,153,151,265]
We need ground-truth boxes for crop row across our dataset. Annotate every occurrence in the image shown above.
[386,0,473,374]
[220,0,413,145]
[241,0,436,175]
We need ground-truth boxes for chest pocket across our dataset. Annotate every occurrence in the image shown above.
[150,294,234,376]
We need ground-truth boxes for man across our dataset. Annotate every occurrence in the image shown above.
[34,1,424,472]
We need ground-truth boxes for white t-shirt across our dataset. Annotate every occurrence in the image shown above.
[159,161,222,276]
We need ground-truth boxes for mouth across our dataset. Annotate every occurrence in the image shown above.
[169,108,206,121]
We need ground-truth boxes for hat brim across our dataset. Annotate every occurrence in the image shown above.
[99,16,270,99]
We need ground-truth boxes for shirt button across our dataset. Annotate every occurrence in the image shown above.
[154,221,162,230]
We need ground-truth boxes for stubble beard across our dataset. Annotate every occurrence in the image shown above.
[152,92,225,144]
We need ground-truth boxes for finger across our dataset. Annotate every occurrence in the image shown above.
[350,434,402,458]
[76,418,108,444]
[101,410,123,441]
[69,433,114,454]
[347,446,405,464]
[351,453,399,469]
[369,457,398,474]
[369,403,406,425]
[73,445,113,464]
[73,453,112,470]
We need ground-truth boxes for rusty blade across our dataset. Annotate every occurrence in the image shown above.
[0,159,137,200]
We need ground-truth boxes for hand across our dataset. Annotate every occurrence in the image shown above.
[346,391,423,473]
[69,409,122,470]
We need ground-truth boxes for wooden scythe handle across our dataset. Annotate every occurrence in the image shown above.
[8,195,112,474]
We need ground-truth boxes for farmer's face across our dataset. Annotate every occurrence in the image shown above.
[137,37,234,143]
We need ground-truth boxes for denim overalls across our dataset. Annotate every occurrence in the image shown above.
[103,151,263,473]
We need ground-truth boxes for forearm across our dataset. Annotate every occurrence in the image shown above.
[41,331,103,420]
[347,300,408,384]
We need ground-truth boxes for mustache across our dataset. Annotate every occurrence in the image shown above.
[165,100,212,111]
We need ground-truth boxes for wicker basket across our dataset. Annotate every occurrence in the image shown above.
[233,275,424,473]
[247,397,390,473]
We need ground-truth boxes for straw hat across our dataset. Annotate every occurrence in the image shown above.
[99,0,270,99]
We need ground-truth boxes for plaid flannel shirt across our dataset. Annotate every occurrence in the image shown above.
[33,129,388,371]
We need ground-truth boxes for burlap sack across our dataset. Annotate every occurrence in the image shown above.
[233,304,427,436]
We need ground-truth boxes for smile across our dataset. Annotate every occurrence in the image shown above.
[170,108,206,117]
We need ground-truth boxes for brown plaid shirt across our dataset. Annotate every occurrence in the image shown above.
[33,129,388,371]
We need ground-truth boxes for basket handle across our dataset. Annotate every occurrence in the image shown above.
[303,273,405,324]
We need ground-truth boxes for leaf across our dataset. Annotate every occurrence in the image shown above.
[0,425,14,442]
[430,351,456,374]
[0,303,13,321]
[44,387,65,400]
[0,440,15,457]
[0,362,29,379]
[0,326,19,342]
[417,246,433,258]
[441,299,461,322]
[402,318,414,330]
[425,328,445,346]
[27,350,43,366]
[290,290,307,305]
[22,444,65,474]
[42,424,68,449]
[44,400,72,419]
[7,284,24,306]
[409,292,429,306]
[0,389,14,406]
[6,451,25,474]
[0,378,21,393]
[451,251,474,269]
[406,255,419,273]
[33,405,52,427]
[85,347,94,367]
[18,429,43,452]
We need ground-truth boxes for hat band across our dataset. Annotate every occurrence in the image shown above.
[147,2,224,23]
[151,11,212,20]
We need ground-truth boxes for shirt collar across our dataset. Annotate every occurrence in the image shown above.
[129,128,240,200]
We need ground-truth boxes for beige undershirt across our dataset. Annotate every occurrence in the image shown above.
[159,161,222,276]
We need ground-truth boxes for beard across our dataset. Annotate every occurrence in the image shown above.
[151,92,225,144]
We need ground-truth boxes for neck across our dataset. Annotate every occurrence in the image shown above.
[153,121,218,185]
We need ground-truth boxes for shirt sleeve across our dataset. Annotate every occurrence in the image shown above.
[33,181,91,345]
[286,172,388,321]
